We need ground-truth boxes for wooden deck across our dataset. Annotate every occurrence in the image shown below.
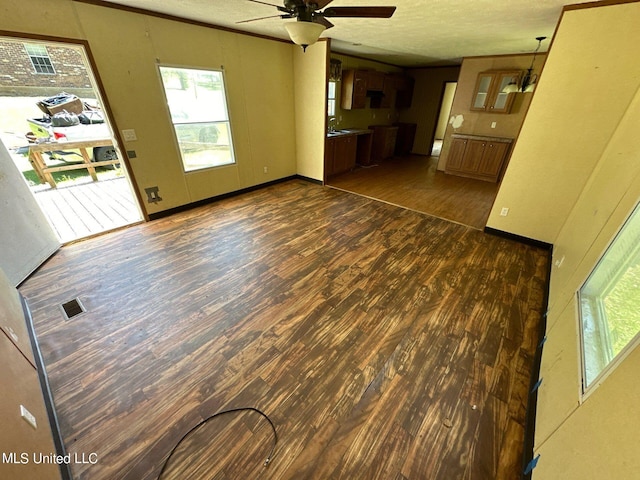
[20,180,549,480]
[32,177,142,243]
[327,154,500,230]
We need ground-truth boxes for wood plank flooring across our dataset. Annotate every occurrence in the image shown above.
[32,177,142,243]
[327,155,500,230]
[19,179,549,480]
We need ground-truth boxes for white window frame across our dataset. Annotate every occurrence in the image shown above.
[24,43,55,75]
[158,65,236,172]
[578,200,640,398]
[327,80,337,118]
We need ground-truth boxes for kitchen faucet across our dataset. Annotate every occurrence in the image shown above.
[328,117,336,133]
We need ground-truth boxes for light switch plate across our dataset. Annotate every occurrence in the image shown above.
[122,129,137,141]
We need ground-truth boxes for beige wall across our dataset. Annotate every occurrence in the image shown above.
[293,40,328,181]
[398,66,460,155]
[534,77,640,480]
[496,2,640,479]
[0,267,62,479]
[485,3,640,244]
[434,82,457,140]
[1,0,312,215]
[437,53,543,170]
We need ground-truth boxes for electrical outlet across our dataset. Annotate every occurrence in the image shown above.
[500,207,509,216]
[20,405,37,429]
[263,166,268,174]
[8,326,18,342]
[491,122,497,129]
[144,186,162,204]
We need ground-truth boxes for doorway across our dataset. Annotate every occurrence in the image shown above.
[432,81,457,156]
[0,35,142,244]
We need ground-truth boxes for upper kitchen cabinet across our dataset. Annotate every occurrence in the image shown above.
[367,71,385,91]
[470,71,520,114]
[394,74,414,109]
[341,70,369,110]
[341,69,414,110]
[341,70,385,110]
[370,74,395,109]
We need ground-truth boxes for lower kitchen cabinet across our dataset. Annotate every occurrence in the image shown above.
[326,134,357,177]
[369,125,399,163]
[393,122,417,156]
[445,134,512,182]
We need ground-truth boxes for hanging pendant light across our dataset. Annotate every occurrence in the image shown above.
[502,36,547,93]
[502,78,520,94]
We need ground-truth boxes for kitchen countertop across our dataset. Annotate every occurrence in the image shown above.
[451,133,513,143]
[326,128,373,138]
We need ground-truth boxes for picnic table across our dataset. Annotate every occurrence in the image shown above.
[28,138,120,188]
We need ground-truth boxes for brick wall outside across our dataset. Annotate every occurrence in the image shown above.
[0,40,95,97]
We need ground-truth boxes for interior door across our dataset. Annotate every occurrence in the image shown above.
[0,139,59,286]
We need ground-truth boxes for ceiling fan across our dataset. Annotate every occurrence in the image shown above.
[239,0,397,50]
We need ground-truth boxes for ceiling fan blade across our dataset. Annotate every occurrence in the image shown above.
[237,14,293,24]
[247,0,279,6]
[313,15,334,29]
[247,0,290,13]
[322,6,396,18]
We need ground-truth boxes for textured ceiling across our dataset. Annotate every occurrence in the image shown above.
[96,0,591,66]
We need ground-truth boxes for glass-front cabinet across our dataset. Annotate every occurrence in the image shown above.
[472,73,493,110]
[471,70,520,114]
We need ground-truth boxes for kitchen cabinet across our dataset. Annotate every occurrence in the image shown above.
[326,134,357,176]
[393,122,417,155]
[366,71,384,91]
[445,134,512,182]
[394,74,414,109]
[341,70,414,110]
[370,74,395,109]
[325,129,373,176]
[369,125,399,163]
[341,70,384,110]
[470,70,520,114]
[341,70,368,110]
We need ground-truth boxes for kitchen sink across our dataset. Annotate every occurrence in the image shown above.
[327,129,354,137]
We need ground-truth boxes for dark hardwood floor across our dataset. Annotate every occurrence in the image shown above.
[327,154,500,230]
[19,179,549,480]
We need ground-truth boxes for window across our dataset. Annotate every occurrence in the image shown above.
[328,80,336,117]
[159,66,235,171]
[24,43,55,74]
[579,201,640,391]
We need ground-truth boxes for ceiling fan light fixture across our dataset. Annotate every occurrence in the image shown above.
[285,21,326,51]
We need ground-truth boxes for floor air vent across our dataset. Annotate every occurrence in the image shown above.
[61,298,85,320]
